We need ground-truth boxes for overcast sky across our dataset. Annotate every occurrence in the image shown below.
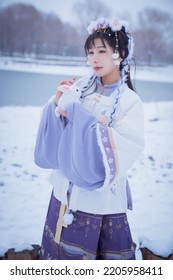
[1,0,173,25]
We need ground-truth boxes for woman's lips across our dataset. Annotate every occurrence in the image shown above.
[93,66,103,71]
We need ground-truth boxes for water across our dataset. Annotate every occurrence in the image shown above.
[0,70,69,106]
[0,70,173,106]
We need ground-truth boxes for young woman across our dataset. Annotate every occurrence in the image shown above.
[34,17,144,260]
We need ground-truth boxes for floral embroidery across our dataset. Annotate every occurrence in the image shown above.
[108,157,114,164]
[102,136,108,143]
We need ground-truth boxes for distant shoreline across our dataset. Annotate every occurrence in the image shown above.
[0,56,173,83]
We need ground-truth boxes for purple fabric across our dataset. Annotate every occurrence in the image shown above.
[99,126,116,185]
[57,103,105,190]
[39,192,136,260]
[34,101,66,169]
[34,102,106,189]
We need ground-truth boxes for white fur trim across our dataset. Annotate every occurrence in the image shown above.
[47,95,55,103]
[54,106,60,117]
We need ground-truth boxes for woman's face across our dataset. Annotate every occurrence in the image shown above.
[87,38,120,84]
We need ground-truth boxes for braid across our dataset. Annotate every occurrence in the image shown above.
[108,86,123,127]
[108,96,119,127]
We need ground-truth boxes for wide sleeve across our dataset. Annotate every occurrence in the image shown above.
[96,96,145,185]
[34,101,66,169]
[57,103,105,190]
[56,93,144,191]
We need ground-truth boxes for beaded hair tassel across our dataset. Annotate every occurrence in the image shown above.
[112,32,120,66]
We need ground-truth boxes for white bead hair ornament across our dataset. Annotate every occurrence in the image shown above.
[112,52,119,59]
[114,60,120,66]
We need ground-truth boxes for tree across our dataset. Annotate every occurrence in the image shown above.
[0,3,44,55]
[134,8,173,64]
[1,3,172,63]
[73,0,111,42]
[41,13,65,55]
[0,3,81,56]
[63,23,84,56]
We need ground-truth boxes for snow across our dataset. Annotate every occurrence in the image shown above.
[0,56,91,76]
[127,101,173,258]
[139,236,173,258]
[0,61,173,259]
[14,242,34,253]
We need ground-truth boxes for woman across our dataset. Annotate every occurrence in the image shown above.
[34,17,144,260]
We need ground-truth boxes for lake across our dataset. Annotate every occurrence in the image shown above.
[0,70,173,106]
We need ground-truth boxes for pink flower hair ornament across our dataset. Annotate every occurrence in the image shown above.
[87,17,134,63]
[87,17,129,34]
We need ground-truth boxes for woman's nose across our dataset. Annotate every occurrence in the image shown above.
[93,53,99,63]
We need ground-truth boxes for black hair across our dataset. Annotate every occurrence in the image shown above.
[84,26,135,91]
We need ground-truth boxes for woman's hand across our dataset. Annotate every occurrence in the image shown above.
[54,77,76,106]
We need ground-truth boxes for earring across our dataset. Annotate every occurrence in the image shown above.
[112,51,120,66]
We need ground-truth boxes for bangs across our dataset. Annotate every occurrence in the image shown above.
[84,32,107,54]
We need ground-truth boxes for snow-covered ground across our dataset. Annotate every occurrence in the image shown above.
[0,61,173,259]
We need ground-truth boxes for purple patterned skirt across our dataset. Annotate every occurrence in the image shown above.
[39,192,136,260]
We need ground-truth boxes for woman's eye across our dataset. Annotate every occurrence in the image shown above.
[99,50,106,53]
[88,51,94,55]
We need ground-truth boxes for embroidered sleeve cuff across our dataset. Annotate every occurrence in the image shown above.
[96,124,118,192]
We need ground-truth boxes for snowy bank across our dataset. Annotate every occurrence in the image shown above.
[139,236,173,258]
[0,56,173,83]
